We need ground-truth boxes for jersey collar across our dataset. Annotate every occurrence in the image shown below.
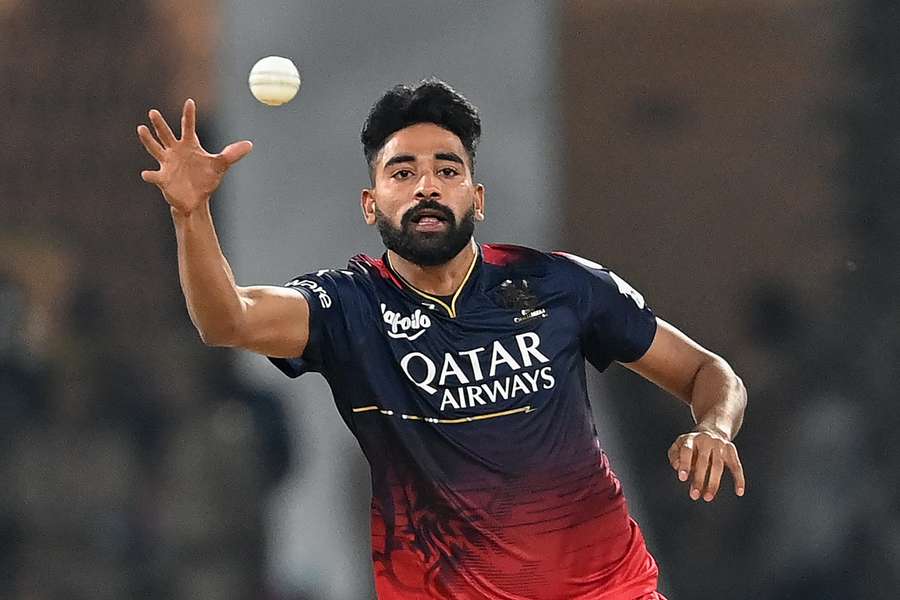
[383,244,481,318]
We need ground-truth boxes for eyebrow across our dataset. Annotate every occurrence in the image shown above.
[383,152,466,170]
[383,154,415,168]
[435,152,465,165]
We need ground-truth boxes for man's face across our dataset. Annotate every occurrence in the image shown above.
[361,123,485,266]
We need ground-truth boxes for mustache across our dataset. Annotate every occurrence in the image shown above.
[401,200,456,228]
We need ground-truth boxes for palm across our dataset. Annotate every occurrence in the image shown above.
[137,99,252,214]
[156,142,226,209]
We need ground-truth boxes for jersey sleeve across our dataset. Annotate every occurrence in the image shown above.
[554,252,658,371]
[267,269,368,378]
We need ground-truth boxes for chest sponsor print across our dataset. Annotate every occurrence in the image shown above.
[381,303,433,341]
[398,331,557,413]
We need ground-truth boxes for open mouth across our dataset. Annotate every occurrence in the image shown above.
[409,208,450,230]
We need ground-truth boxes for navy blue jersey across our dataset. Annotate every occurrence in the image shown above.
[270,243,660,599]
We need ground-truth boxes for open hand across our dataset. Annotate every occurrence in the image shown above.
[668,428,745,502]
[137,99,252,214]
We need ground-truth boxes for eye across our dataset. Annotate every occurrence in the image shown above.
[391,169,413,180]
[438,167,459,177]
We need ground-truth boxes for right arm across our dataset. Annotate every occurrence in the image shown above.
[138,99,309,358]
[171,201,309,357]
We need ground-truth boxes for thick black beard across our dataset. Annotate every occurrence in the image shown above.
[375,200,476,267]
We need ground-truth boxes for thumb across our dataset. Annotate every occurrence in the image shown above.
[219,140,253,166]
[667,439,682,470]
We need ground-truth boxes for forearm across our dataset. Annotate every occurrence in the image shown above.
[689,357,746,441]
[171,200,245,345]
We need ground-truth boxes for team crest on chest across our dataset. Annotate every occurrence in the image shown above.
[491,278,549,324]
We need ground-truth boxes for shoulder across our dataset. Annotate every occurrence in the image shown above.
[548,250,615,283]
[482,245,605,281]
[547,250,647,309]
[481,243,590,279]
[482,244,609,274]
[481,243,551,267]
[481,243,615,286]
[283,254,410,299]
[281,256,386,309]
[288,255,400,287]
[347,253,405,288]
[547,250,608,275]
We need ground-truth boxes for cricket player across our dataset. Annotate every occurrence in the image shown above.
[137,80,746,599]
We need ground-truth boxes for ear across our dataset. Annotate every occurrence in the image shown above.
[474,183,486,221]
[361,188,377,225]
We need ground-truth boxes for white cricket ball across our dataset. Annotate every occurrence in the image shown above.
[248,56,301,106]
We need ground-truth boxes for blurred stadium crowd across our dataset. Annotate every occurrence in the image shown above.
[0,3,291,598]
[563,2,900,597]
[1,1,898,599]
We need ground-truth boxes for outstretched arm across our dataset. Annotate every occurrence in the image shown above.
[137,100,309,358]
[623,319,747,502]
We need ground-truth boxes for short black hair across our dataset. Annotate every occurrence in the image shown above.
[361,79,481,178]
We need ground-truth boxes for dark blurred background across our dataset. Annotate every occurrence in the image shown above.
[1,1,897,598]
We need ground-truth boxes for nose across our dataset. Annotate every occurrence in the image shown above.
[414,172,441,200]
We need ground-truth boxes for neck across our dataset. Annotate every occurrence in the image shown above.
[388,240,477,296]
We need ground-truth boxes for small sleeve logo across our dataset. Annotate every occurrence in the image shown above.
[608,271,645,309]
[286,278,332,308]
